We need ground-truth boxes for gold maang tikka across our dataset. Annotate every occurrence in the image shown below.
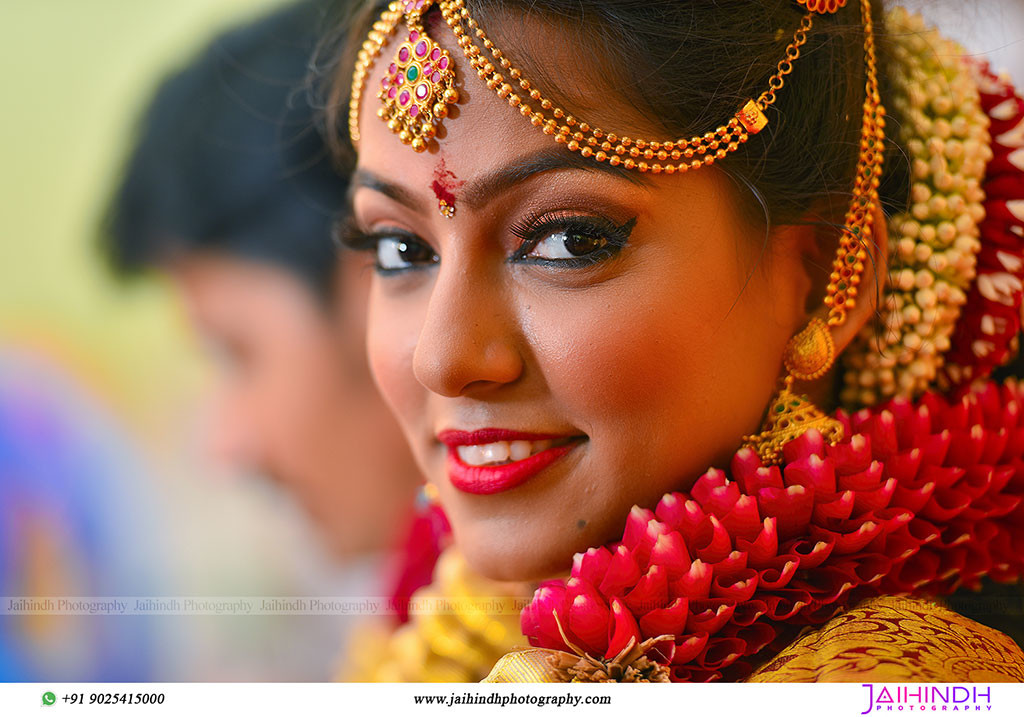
[350,0,885,462]
[358,1,461,154]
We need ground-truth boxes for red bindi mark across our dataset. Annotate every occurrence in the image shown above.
[431,157,464,219]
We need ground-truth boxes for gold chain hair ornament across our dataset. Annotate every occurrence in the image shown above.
[349,0,885,462]
[350,1,850,171]
[796,0,847,12]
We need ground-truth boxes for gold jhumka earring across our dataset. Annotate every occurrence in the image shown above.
[743,0,885,463]
[349,0,885,462]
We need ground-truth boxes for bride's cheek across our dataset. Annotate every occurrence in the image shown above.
[366,293,424,430]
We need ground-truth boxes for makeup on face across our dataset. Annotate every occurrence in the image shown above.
[348,22,816,582]
[342,148,644,279]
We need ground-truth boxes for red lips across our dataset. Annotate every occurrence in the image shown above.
[437,429,583,495]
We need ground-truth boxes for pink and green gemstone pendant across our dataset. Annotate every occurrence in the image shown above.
[377,0,459,153]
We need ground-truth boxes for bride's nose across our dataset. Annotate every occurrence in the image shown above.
[412,259,524,397]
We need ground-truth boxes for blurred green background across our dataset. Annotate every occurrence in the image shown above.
[0,0,356,681]
[0,0,288,428]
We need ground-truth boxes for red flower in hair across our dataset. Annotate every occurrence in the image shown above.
[943,63,1024,386]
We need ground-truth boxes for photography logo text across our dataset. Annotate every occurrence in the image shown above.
[861,685,993,713]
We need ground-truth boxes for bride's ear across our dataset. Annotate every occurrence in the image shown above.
[800,205,890,354]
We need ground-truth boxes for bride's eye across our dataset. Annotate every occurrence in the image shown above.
[527,230,610,260]
[337,221,438,274]
[376,236,438,272]
[510,214,637,268]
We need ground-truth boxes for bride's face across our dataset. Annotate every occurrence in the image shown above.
[348,21,817,581]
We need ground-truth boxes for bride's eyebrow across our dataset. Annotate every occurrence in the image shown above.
[351,147,651,214]
[350,170,423,212]
[458,147,651,210]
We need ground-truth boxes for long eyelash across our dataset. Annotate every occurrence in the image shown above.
[336,220,437,276]
[508,211,638,265]
[333,216,376,252]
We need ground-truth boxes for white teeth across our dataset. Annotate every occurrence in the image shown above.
[458,444,488,466]
[509,441,532,461]
[481,442,510,464]
[456,439,565,466]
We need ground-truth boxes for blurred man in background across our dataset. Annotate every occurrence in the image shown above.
[103,0,421,570]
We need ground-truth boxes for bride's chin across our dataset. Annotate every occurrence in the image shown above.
[466,551,569,586]
[454,517,598,585]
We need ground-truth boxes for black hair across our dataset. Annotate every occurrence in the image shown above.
[102,0,350,301]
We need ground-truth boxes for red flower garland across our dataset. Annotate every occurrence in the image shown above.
[388,501,451,624]
[521,380,1024,681]
[943,63,1024,386]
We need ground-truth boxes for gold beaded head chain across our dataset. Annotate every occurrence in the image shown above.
[349,0,886,463]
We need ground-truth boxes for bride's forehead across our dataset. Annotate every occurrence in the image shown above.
[358,43,554,180]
